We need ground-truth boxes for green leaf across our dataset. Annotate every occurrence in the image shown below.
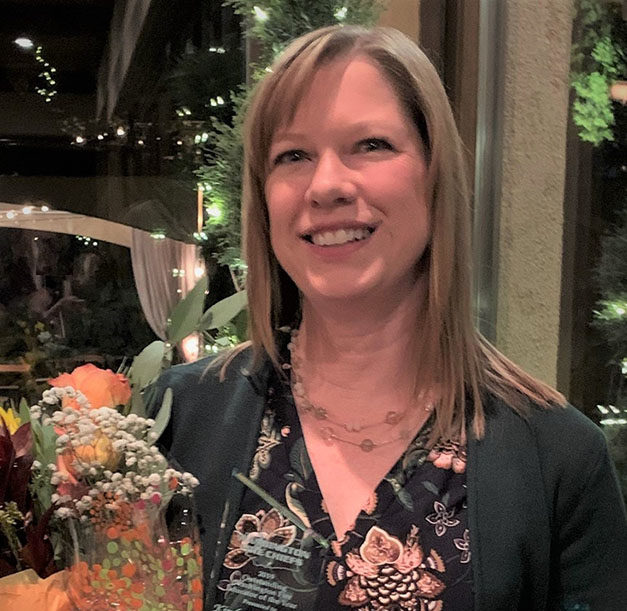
[198,290,248,331]
[18,398,30,424]
[150,387,173,442]
[167,276,209,344]
[31,419,57,469]
[128,341,168,391]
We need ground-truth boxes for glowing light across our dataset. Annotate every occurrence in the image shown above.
[206,206,222,219]
[201,132,209,142]
[97,134,104,140]
[600,418,627,426]
[116,126,126,137]
[150,231,166,240]
[41,205,49,212]
[334,6,348,20]
[22,206,33,214]
[176,140,183,146]
[181,334,201,362]
[597,405,609,414]
[194,265,205,279]
[14,37,34,50]
[7,211,16,219]
[253,5,269,21]
[137,139,144,145]
[216,96,225,105]
[75,135,85,144]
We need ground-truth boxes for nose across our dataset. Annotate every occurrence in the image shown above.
[304,150,357,208]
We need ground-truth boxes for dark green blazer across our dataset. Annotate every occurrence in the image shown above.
[149,351,627,611]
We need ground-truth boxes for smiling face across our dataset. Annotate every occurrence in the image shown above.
[264,56,430,305]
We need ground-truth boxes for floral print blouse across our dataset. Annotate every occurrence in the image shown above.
[213,366,472,611]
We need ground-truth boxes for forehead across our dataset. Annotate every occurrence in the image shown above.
[273,57,408,138]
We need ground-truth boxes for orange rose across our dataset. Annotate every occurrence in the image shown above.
[49,364,131,410]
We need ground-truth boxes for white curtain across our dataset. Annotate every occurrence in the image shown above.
[130,228,199,340]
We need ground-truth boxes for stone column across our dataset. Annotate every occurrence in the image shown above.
[495,0,574,387]
[378,0,420,41]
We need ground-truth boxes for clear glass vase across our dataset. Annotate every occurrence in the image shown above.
[64,494,203,611]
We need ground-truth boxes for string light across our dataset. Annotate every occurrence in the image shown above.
[116,126,126,137]
[253,5,269,21]
[34,45,58,102]
[150,231,166,240]
[206,206,222,219]
[334,6,348,20]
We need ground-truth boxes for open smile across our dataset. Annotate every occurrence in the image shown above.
[300,226,377,247]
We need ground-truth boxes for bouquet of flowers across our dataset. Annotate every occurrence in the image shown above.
[0,364,202,611]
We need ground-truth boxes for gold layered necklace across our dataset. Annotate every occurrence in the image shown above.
[287,329,433,453]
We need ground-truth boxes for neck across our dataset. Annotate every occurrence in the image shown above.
[297,278,426,399]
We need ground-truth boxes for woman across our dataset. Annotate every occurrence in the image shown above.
[151,25,627,610]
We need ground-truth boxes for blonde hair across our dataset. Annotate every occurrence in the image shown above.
[239,25,564,440]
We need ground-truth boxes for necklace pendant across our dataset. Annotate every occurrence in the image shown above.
[320,427,335,445]
[313,406,327,420]
[384,411,401,425]
[359,438,375,452]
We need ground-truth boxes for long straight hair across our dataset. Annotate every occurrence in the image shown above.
[238,25,564,440]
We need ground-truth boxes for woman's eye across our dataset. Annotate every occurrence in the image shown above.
[357,138,394,153]
[273,150,308,165]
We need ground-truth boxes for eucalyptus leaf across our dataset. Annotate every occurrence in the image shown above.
[167,276,209,344]
[150,387,173,442]
[198,289,247,331]
[129,387,146,418]
[128,341,167,391]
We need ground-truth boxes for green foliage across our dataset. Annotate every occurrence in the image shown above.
[570,0,626,146]
[593,206,627,363]
[197,0,383,272]
[225,0,383,64]
[195,87,249,272]
[166,275,209,345]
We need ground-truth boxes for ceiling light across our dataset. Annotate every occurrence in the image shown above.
[14,37,34,50]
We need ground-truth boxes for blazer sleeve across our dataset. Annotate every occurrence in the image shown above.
[549,414,627,610]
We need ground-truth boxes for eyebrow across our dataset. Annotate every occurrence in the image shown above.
[272,120,405,143]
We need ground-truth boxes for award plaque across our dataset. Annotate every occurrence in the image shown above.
[212,472,330,611]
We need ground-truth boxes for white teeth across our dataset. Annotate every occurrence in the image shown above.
[310,227,372,246]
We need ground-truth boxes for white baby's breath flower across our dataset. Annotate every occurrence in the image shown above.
[56,434,69,445]
[32,460,41,469]
[55,507,73,519]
